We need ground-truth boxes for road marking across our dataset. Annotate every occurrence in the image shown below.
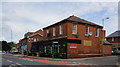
[66,64,80,65]
[28,60,33,61]
[11,64,16,66]
[16,63,22,65]
[7,60,13,63]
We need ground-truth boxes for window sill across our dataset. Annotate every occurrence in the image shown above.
[85,34,89,37]
[95,36,99,37]
[72,33,77,35]
[59,34,62,36]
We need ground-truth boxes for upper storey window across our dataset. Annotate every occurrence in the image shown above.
[53,27,56,36]
[112,37,114,41]
[72,23,77,34]
[85,24,89,36]
[59,25,62,35]
[95,27,99,37]
[46,30,50,37]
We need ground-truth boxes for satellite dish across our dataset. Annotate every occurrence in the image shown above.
[75,34,79,38]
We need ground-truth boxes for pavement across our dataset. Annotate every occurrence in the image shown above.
[1,53,120,67]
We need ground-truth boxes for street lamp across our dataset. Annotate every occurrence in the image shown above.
[102,17,109,30]
[101,17,109,56]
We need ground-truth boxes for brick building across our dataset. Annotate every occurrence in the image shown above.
[17,29,44,55]
[106,30,120,50]
[32,15,112,58]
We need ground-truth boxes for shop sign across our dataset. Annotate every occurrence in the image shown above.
[21,45,27,50]
[53,41,58,43]
[84,40,92,46]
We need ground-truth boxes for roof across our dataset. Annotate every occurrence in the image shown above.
[66,15,101,26]
[107,30,120,37]
[34,29,44,35]
[103,40,112,45]
[27,33,43,38]
[43,15,103,29]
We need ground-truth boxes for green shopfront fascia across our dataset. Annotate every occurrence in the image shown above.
[31,37,81,59]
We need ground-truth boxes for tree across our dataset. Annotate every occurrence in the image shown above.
[2,41,16,53]
[2,41,9,52]
[7,42,16,51]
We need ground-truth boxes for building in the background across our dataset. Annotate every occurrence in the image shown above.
[17,29,44,55]
[106,30,120,51]
[32,15,112,59]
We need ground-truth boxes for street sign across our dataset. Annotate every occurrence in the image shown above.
[53,41,58,43]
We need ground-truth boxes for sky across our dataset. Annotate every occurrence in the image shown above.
[0,1,119,43]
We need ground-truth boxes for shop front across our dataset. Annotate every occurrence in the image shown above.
[32,37,81,59]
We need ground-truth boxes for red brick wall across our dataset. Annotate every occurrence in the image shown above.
[67,22,103,55]
[34,29,44,35]
[43,22,68,40]
[103,45,112,56]
[67,43,79,58]
[106,37,120,43]
[42,21,112,58]
[27,35,44,51]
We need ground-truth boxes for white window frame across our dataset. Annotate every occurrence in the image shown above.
[59,25,62,35]
[37,38,39,41]
[85,25,89,36]
[34,38,36,42]
[112,37,114,41]
[46,30,49,37]
[72,23,77,34]
[53,27,56,36]
[47,30,49,33]
[28,38,31,42]
[95,28,99,37]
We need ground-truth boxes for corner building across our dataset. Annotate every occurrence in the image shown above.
[32,15,112,59]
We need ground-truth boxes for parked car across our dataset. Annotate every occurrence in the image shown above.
[112,48,120,55]
[9,51,19,54]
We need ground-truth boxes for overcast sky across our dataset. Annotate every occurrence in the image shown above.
[1,1,118,43]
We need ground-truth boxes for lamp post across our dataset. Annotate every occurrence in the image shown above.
[102,17,109,30]
[101,17,109,56]
[11,29,12,42]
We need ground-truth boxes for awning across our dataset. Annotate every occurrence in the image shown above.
[103,40,112,45]
[32,37,81,45]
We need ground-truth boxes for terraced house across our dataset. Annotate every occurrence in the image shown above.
[32,15,112,59]
[106,30,120,51]
[17,29,44,55]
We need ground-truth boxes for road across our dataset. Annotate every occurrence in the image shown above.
[60,56,119,65]
[1,54,63,67]
[1,54,120,67]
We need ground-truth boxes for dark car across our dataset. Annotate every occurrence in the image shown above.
[112,48,120,55]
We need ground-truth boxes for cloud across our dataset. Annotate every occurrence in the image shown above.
[1,0,119,2]
[2,2,118,42]
[118,1,120,30]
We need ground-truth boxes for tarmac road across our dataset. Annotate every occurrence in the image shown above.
[1,54,63,67]
[1,54,120,67]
